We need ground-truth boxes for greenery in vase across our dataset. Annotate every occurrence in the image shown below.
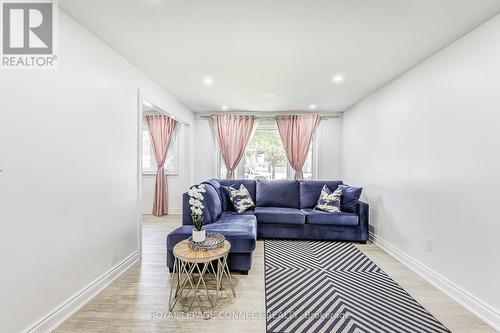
[188,184,206,231]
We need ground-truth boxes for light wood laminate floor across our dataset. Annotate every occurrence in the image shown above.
[55,215,495,333]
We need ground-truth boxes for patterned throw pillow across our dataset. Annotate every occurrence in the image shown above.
[315,184,342,213]
[228,184,255,213]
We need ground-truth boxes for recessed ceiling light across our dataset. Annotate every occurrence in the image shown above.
[332,74,344,83]
[261,92,276,99]
[309,104,317,110]
[203,77,214,86]
[221,105,228,110]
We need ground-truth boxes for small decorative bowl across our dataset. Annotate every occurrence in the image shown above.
[187,233,225,251]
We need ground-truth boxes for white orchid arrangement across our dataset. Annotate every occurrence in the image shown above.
[188,184,206,231]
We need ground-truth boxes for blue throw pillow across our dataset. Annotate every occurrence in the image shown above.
[315,185,342,213]
[228,184,255,213]
[220,185,235,211]
[339,185,363,213]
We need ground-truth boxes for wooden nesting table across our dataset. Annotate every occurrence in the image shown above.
[168,239,236,312]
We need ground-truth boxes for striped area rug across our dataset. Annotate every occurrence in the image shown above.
[264,240,451,333]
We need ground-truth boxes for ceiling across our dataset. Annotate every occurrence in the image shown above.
[59,0,500,112]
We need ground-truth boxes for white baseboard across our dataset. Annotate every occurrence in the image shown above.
[168,208,181,215]
[24,251,141,333]
[370,232,500,331]
[142,207,181,215]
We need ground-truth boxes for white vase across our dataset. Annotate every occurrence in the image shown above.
[192,228,206,243]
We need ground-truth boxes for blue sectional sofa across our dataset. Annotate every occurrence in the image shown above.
[166,179,369,274]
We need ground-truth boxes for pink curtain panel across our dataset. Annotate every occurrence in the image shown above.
[146,115,177,216]
[211,115,255,179]
[276,115,320,180]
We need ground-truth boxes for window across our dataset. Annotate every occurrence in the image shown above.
[302,147,313,180]
[142,122,179,175]
[244,124,288,180]
[217,120,313,180]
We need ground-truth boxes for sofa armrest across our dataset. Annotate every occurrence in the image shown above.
[182,192,193,225]
[356,201,369,241]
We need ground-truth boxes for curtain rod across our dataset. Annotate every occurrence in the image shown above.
[199,115,340,120]
[143,111,188,125]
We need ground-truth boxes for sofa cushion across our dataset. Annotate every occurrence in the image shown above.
[219,185,233,211]
[166,214,257,253]
[202,178,233,213]
[302,209,359,226]
[256,180,300,208]
[202,178,221,192]
[218,179,257,211]
[254,207,305,224]
[228,184,255,213]
[338,185,363,213]
[199,183,222,224]
[315,184,342,213]
[221,210,255,218]
[299,180,343,209]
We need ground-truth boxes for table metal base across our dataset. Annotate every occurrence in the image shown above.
[168,254,236,312]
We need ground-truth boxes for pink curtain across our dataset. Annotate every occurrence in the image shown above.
[211,115,255,179]
[276,115,320,180]
[146,115,177,216]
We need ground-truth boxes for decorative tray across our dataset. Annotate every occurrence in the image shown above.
[188,233,225,251]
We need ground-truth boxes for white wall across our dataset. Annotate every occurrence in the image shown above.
[192,117,217,183]
[342,14,500,328]
[192,116,343,182]
[316,118,342,180]
[0,10,193,333]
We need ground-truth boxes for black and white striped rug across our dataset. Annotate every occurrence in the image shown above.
[264,240,451,333]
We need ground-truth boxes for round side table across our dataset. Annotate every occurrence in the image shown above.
[168,239,236,312]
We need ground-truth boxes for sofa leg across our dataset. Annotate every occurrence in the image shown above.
[357,241,367,244]
[168,267,173,273]
[240,270,249,275]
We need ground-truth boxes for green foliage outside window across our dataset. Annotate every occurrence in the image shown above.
[245,130,287,179]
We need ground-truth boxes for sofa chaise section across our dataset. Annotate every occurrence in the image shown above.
[167,181,257,274]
